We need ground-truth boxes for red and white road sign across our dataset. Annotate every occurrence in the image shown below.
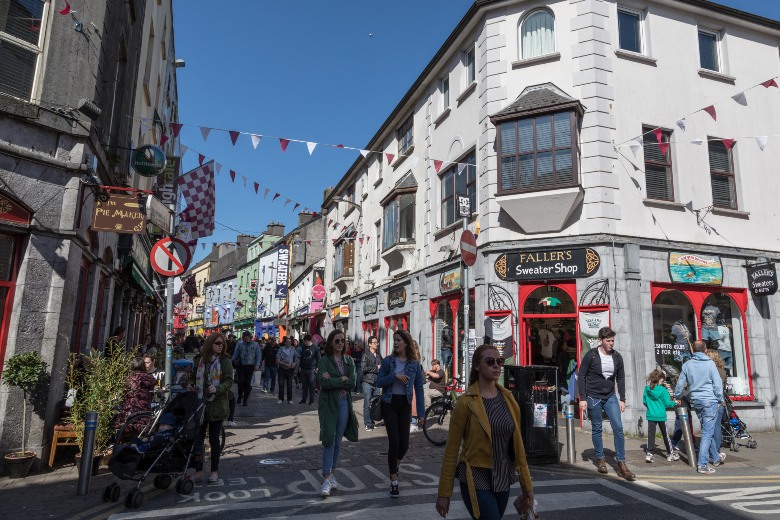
[460,230,477,267]
[151,237,192,277]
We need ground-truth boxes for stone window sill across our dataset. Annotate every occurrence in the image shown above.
[711,207,749,219]
[434,107,451,126]
[433,214,478,240]
[642,199,686,211]
[511,52,561,69]
[391,145,414,169]
[373,175,383,187]
[456,82,477,105]
[370,263,380,272]
[698,68,736,84]
[615,49,657,66]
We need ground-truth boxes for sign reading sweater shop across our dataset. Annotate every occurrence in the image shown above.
[387,286,407,310]
[746,262,778,296]
[275,245,290,298]
[364,295,378,315]
[494,248,601,281]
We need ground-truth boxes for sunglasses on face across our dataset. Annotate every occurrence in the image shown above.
[333,339,345,344]
[483,357,505,367]
[213,341,224,346]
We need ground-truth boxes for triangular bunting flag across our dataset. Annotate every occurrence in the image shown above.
[251,134,262,149]
[731,92,747,106]
[279,138,290,152]
[198,154,205,166]
[756,136,768,151]
[293,203,300,210]
[722,139,736,150]
[703,105,717,121]
[59,0,70,15]
[284,199,291,207]
[242,176,247,187]
[306,240,311,246]
[263,188,270,198]
[229,130,240,145]
[366,236,370,242]
[254,182,259,193]
[457,163,466,174]
[171,123,183,138]
[159,134,168,147]
[180,144,188,156]
[630,176,641,190]
[385,153,394,164]
[139,123,149,138]
[676,119,686,132]
[215,163,222,175]
[201,243,206,250]
[306,142,317,155]
[653,128,668,156]
[229,170,236,182]
[200,127,211,142]
[411,156,420,168]
[434,160,443,173]
[273,193,280,201]
[311,211,318,218]
[359,150,370,158]
[359,237,364,245]
[628,138,642,157]
[761,79,778,89]
[335,144,344,148]
[327,219,333,226]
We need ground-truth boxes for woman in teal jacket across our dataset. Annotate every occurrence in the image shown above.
[643,369,679,463]
[317,329,359,497]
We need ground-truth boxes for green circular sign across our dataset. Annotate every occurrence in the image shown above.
[249,290,257,298]
[132,145,167,177]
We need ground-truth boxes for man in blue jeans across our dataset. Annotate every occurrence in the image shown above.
[674,340,724,474]
[578,327,635,481]
[361,336,382,430]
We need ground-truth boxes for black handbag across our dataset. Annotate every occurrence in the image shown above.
[370,395,383,422]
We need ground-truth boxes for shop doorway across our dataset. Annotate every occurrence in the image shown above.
[518,283,578,368]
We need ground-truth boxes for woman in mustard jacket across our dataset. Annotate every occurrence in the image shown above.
[436,345,534,520]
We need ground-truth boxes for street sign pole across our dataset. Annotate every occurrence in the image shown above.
[462,215,469,387]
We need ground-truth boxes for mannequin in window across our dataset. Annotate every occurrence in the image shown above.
[538,325,555,362]
[716,323,733,374]
[701,304,721,341]
[670,320,691,363]
[440,326,454,373]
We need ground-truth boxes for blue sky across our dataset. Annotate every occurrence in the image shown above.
[173,0,779,265]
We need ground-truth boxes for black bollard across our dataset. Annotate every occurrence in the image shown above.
[77,411,98,496]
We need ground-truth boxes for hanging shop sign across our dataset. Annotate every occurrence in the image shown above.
[275,245,290,299]
[145,195,172,231]
[578,308,610,354]
[195,304,204,314]
[439,268,462,294]
[494,248,600,281]
[132,145,167,177]
[92,193,146,234]
[746,262,778,296]
[330,305,350,321]
[668,252,723,285]
[387,286,407,310]
[157,156,179,206]
[364,295,378,315]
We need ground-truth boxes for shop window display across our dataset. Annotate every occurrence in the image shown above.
[652,290,696,366]
[701,293,748,396]
[435,302,454,371]
[522,286,575,314]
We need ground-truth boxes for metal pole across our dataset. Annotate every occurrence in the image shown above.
[462,217,469,385]
[165,275,174,388]
[77,411,98,496]
[676,405,697,468]
[565,403,577,464]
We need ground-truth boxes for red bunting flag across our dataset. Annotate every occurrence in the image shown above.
[59,0,70,15]
[434,160,443,173]
[293,203,300,210]
[385,153,395,164]
[366,236,371,242]
[171,123,183,138]
[229,170,236,182]
[335,144,344,148]
[312,212,318,218]
[273,193,280,201]
[306,240,311,245]
[359,237,364,245]
[198,153,205,166]
[328,219,333,226]
[761,79,779,89]
[279,138,290,152]
[159,134,168,147]
[332,239,337,244]
[229,131,240,145]
[342,226,347,232]
[653,128,668,156]
[703,105,717,121]
[253,182,259,193]
[722,139,736,150]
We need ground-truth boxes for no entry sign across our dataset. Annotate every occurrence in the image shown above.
[460,230,477,267]
[151,237,191,277]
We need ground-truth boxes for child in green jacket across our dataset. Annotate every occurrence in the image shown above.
[643,369,680,463]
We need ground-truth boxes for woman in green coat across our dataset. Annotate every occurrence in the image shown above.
[193,333,233,483]
[318,329,359,497]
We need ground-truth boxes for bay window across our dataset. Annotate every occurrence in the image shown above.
[441,153,477,227]
[333,240,354,280]
[383,193,415,250]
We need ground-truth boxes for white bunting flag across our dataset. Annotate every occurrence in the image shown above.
[756,135,768,151]
[359,150,370,158]
[242,176,247,187]
[412,156,420,168]
[264,188,270,198]
[307,142,317,155]
[139,123,149,139]
[180,144,188,157]
[457,162,466,174]
[251,134,262,149]
[628,137,643,157]
[731,92,748,106]
[215,163,222,175]
[284,198,291,207]
[691,138,705,145]
[676,119,686,132]
[200,127,211,142]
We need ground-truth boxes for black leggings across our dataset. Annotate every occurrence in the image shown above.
[194,420,223,472]
[382,394,412,475]
[647,420,673,455]
[278,368,294,401]
[235,365,255,403]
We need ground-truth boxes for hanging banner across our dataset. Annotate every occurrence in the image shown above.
[668,252,723,285]
[485,314,513,359]
[275,245,290,299]
[746,262,778,297]
[578,308,610,355]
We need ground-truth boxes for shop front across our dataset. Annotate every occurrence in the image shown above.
[428,266,474,377]
[361,294,380,347]
[330,304,350,343]
[384,285,410,357]
[255,318,278,340]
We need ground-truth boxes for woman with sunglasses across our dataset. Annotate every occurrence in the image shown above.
[376,329,425,498]
[318,329,359,497]
[192,333,233,483]
[436,345,533,520]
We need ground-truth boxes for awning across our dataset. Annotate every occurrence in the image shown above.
[131,264,156,298]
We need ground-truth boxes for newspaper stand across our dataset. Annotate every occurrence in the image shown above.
[504,365,560,464]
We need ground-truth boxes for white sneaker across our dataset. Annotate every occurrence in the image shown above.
[226,421,237,427]
[667,452,680,461]
[277,400,283,404]
[410,425,419,433]
[645,453,654,463]
[719,452,726,462]
[329,473,338,489]
[288,400,294,405]
[321,478,331,496]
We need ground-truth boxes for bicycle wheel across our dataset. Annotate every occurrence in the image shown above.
[423,403,451,446]
[116,411,154,443]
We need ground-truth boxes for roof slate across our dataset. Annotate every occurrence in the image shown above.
[491,83,578,118]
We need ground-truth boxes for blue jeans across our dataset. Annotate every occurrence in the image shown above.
[709,404,724,462]
[459,481,510,520]
[692,401,719,468]
[586,393,625,462]
[354,366,363,393]
[719,349,733,371]
[263,366,277,392]
[362,382,379,427]
[322,396,349,476]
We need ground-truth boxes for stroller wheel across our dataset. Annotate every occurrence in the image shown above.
[158,474,172,489]
[176,477,194,495]
[102,484,118,503]
[732,441,740,452]
[110,484,121,502]
[748,440,758,449]
[131,490,144,508]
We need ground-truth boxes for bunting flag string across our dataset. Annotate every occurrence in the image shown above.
[703,105,717,121]
[251,134,262,149]
[229,130,240,145]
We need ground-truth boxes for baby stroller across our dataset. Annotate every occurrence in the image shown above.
[104,391,205,509]
[721,393,758,452]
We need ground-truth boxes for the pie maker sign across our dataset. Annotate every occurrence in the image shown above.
[494,248,600,281]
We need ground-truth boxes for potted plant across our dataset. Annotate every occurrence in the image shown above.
[66,349,133,471]
[2,351,48,478]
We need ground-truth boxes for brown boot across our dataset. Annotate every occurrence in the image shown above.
[596,458,608,474]
[617,461,636,481]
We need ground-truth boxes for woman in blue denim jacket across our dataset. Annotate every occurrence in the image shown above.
[376,329,426,498]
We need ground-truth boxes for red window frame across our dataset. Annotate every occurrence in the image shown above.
[383,314,409,358]
[518,281,579,366]
[71,259,91,353]
[0,234,22,375]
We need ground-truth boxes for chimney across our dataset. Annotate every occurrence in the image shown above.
[265,222,285,237]
[236,234,254,247]
[298,212,313,227]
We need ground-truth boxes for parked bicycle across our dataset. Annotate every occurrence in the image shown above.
[423,378,463,446]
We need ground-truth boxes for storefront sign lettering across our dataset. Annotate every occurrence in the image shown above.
[387,287,407,310]
[439,268,462,294]
[275,245,290,299]
[92,194,147,234]
[668,252,723,285]
[494,248,600,281]
[746,262,778,296]
[363,295,378,315]
[132,145,167,177]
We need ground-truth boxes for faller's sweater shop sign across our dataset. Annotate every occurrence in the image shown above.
[494,248,601,281]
